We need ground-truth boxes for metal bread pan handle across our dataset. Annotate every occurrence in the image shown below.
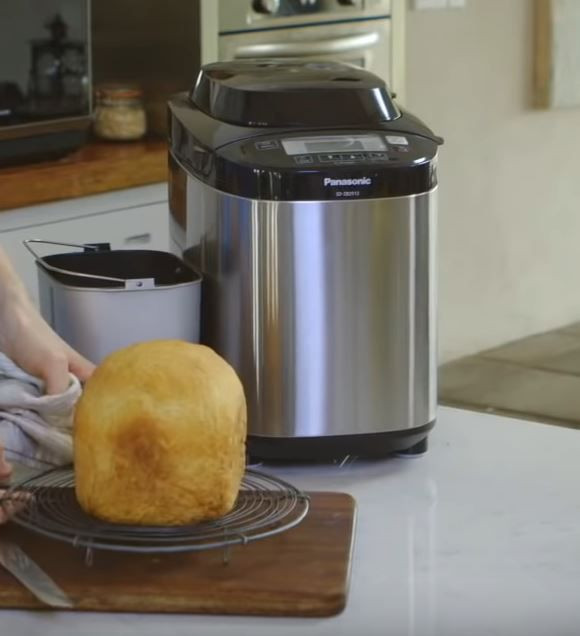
[23,240,155,289]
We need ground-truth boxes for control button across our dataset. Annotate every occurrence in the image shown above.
[318,153,342,162]
[255,139,280,151]
[368,152,388,161]
[339,152,364,162]
[252,0,281,15]
[295,155,314,165]
[392,146,409,153]
[386,135,409,146]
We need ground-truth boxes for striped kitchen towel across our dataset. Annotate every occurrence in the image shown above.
[0,353,81,468]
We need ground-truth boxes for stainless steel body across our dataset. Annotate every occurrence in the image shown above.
[172,174,437,439]
[29,242,201,365]
[37,270,201,364]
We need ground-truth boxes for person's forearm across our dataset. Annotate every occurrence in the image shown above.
[0,247,28,308]
[0,245,93,502]
[0,245,95,392]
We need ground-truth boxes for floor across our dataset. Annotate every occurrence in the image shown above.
[439,321,580,429]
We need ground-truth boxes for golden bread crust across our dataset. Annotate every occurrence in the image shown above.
[74,340,247,525]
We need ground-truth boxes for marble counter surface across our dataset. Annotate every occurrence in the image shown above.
[3,406,580,636]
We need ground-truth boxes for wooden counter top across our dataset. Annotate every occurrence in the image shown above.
[0,138,168,212]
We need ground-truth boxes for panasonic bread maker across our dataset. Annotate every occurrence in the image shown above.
[168,60,442,460]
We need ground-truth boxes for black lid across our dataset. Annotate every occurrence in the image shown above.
[190,59,400,128]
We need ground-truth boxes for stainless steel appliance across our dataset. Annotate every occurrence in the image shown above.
[0,1,91,165]
[218,0,397,86]
[168,60,442,460]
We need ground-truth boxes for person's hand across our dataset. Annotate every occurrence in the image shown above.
[0,443,14,524]
[0,249,95,395]
[0,290,95,394]
[0,249,92,524]
[0,295,91,522]
[0,443,10,483]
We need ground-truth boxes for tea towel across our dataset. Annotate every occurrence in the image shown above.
[0,353,81,468]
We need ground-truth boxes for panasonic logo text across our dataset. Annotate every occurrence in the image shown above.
[323,177,372,187]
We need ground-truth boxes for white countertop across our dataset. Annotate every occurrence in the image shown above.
[4,406,580,636]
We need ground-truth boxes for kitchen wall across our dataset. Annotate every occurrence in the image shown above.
[405,0,580,363]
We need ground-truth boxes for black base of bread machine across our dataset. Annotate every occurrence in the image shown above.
[248,421,435,462]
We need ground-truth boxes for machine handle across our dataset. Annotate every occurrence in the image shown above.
[233,31,380,58]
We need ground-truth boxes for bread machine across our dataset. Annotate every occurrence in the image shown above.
[168,60,442,460]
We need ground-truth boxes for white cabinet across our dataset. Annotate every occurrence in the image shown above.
[0,184,169,305]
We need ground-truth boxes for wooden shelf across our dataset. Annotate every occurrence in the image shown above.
[0,138,168,212]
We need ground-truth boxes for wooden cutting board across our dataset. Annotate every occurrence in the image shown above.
[0,492,355,617]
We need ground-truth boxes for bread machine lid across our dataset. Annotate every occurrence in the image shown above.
[189,60,401,128]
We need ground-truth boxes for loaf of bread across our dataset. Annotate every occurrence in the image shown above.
[74,340,247,525]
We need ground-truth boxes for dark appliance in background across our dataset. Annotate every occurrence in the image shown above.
[0,2,91,166]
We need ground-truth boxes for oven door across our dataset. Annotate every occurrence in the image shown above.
[218,19,392,84]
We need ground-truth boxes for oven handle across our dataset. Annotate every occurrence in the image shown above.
[233,31,380,59]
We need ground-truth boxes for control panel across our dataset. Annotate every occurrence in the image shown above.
[250,0,384,17]
[172,124,438,201]
[252,0,321,16]
[248,132,413,167]
[219,0,391,34]
[248,0,388,18]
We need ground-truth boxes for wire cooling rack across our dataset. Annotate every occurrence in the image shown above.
[0,467,310,555]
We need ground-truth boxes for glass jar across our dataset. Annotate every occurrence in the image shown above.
[93,84,147,141]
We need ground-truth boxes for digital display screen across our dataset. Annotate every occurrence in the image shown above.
[305,140,365,152]
[282,135,386,156]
